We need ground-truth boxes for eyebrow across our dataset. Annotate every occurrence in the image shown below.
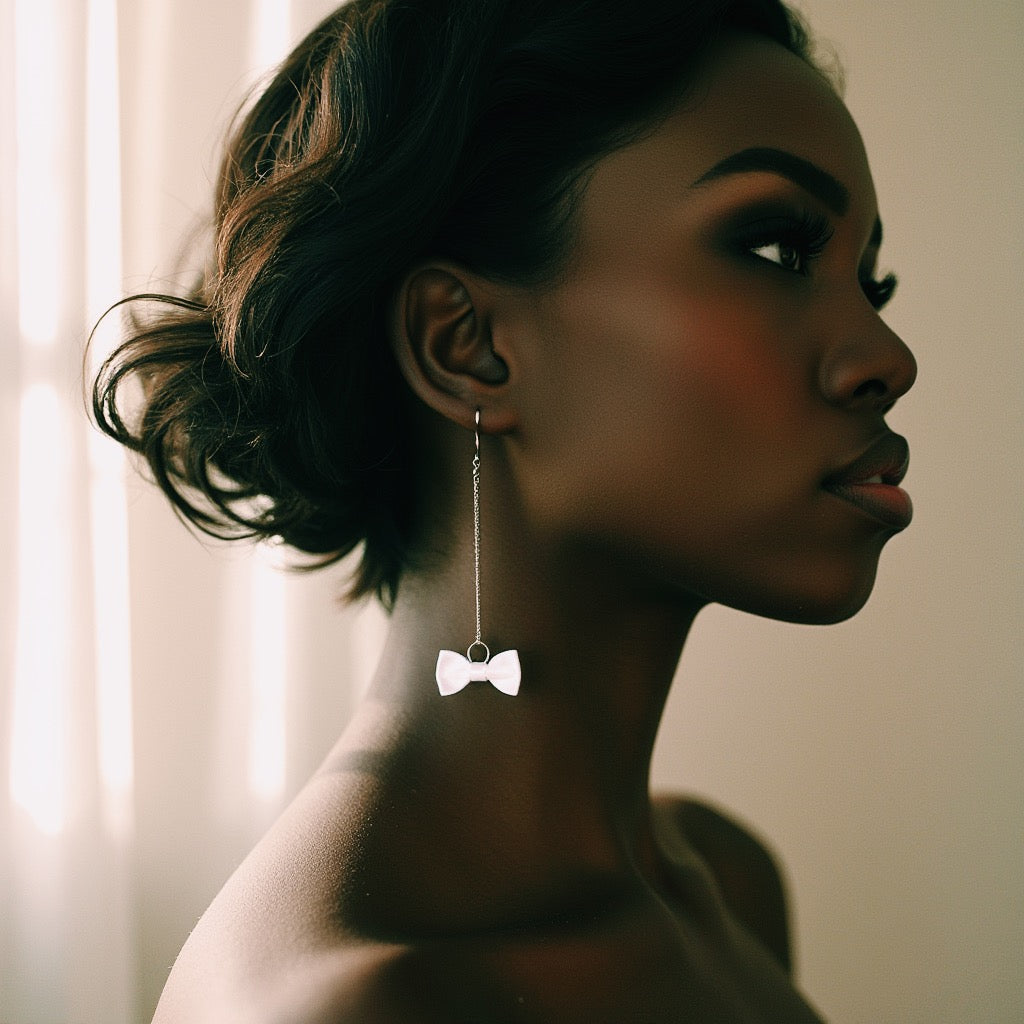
[692,147,851,216]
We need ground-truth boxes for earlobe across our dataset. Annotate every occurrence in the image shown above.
[389,265,514,430]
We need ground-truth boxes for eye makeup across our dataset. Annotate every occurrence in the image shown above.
[736,207,834,275]
[714,198,899,310]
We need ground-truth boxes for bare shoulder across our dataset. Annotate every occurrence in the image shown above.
[208,930,657,1024]
[653,794,793,973]
[153,942,469,1024]
[254,908,696,1024]
[246,944,461,1024]
[251,896,814,1024]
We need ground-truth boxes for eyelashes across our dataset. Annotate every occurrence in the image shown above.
[742,208,834,275]
[860,272,898,310]
[734,207,899,310]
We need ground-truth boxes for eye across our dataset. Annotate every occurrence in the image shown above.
[751,240,807,273]
[738,209,833,277]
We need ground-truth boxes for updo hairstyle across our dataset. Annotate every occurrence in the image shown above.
[92,0,811,606]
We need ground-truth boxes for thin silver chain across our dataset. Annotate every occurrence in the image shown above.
[472,410,482,646]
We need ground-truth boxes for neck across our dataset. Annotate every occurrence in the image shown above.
[348,528,703,891]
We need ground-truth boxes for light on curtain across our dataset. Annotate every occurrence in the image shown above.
[84,0,134,842]
[3,1,382,1019]
[9,0,75,836]
[3,0,135,1020]
[8,0,132,843]
[243,0,294,810]
[10,384,74,836]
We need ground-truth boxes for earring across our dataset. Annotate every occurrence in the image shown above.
[435,410,521,696]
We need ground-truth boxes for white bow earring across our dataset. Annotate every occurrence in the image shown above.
[435,409,521,697]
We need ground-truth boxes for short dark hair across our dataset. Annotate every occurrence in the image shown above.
[92,0,813,607]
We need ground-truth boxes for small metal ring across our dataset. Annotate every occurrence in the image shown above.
[466,640,490,663]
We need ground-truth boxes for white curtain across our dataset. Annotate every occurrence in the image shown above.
[0,2,384,1020]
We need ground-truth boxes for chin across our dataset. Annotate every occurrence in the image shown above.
[715,557,883,626]
[773,593,873,626]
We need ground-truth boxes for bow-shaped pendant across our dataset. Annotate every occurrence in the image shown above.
[435,648,521,696]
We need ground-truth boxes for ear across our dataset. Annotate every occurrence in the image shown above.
[389,264,518,433]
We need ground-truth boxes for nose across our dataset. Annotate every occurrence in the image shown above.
[818,315,917,414]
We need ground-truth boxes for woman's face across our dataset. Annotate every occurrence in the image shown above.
[506,34,917,624]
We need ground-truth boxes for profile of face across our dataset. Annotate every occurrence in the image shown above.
[499,34,917,625]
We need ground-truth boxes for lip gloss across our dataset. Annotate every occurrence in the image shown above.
[824,480,913,530]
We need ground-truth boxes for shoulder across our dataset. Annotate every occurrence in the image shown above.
[222,891,687,1024]
[258,914,692,1024]
[155,944,465,1024]
[230,936,609,1024]
[251,945,454,1024]
[653,794,793,973]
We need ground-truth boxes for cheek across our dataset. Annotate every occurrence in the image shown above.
[519,279,811,537]
[615,292,813,498]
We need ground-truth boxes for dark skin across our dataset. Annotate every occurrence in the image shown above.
[152,35,915,1024]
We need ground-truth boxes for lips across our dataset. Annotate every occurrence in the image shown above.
[823,433,913,530]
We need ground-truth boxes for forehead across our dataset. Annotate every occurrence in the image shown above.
[576,34,877,240]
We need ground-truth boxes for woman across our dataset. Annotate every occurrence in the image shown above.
[94,0,916,1020]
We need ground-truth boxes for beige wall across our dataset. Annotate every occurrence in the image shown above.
[120,2,1023,1020]
[652,3,1024,1020]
